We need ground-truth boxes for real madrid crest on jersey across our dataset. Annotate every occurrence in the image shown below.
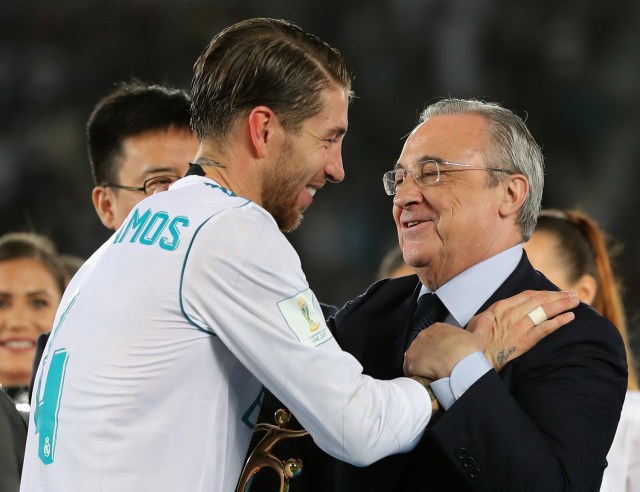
[278,289,333,347]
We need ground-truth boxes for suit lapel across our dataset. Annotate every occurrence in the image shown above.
[331,275,420,380]
[368,282,420,378]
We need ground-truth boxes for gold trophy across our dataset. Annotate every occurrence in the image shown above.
[236,408,309,492]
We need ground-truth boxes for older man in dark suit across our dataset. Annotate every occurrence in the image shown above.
[325,98,627,491]
[248,98,626,492]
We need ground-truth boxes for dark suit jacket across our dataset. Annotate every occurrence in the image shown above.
[246,254,627,491]
[0,390,27,492]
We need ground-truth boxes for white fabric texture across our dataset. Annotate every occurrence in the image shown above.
[600,390,640,492]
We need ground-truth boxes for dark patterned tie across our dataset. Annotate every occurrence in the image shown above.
[404,293,448,350]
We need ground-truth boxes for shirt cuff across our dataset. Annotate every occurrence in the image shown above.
[431,351,492,411]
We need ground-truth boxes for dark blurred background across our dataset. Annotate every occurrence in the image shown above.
[1,0,639,356]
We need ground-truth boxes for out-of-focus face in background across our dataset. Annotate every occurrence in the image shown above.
[92,127,198,230]
[525,229,596,305]
[0,257,63,387]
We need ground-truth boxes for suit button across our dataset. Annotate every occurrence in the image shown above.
[469,466,481,479]
[462,457,475,468]
[455,447,468,459]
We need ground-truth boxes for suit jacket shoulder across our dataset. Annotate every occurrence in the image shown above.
[427,254,627,491]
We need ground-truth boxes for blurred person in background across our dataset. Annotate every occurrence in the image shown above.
[377,244,414,279]
[0,232,66,492]
[88,79,198,230]
[0,232,66,415]
[525,208,640,492]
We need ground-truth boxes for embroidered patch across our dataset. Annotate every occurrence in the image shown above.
[278,289,333,347]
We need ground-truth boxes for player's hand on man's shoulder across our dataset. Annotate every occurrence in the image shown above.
[403,290,578,380]
[468,290,579,371]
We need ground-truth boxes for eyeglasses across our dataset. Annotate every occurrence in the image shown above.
[382,159,510,196]
[102,175,181,195]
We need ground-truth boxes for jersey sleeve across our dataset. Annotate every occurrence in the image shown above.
[180,205,432,465]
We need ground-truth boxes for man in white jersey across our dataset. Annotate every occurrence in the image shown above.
[21,18,578,492]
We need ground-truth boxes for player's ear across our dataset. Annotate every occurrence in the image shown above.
[247,106,285,159]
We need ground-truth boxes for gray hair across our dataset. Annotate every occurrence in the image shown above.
[419,98,544,241]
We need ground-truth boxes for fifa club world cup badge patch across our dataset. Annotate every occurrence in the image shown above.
[278,289,333,347]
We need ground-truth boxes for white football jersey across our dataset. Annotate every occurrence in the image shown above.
[21,176,431,492]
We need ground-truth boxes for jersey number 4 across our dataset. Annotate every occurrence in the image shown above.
[32,293,77,465]
[33,349,69,464]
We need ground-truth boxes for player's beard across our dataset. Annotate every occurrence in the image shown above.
[262,140,308,233]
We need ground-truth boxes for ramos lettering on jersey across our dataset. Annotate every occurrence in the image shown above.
[114,208,190,251]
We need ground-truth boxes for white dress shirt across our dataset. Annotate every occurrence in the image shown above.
[424,244,523,409]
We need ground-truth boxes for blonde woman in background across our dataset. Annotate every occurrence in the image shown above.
[525,209,639,492]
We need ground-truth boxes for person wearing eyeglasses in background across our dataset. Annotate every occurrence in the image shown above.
[258,98,626,492]
[88,80,198,230]
[525,209,640,492]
